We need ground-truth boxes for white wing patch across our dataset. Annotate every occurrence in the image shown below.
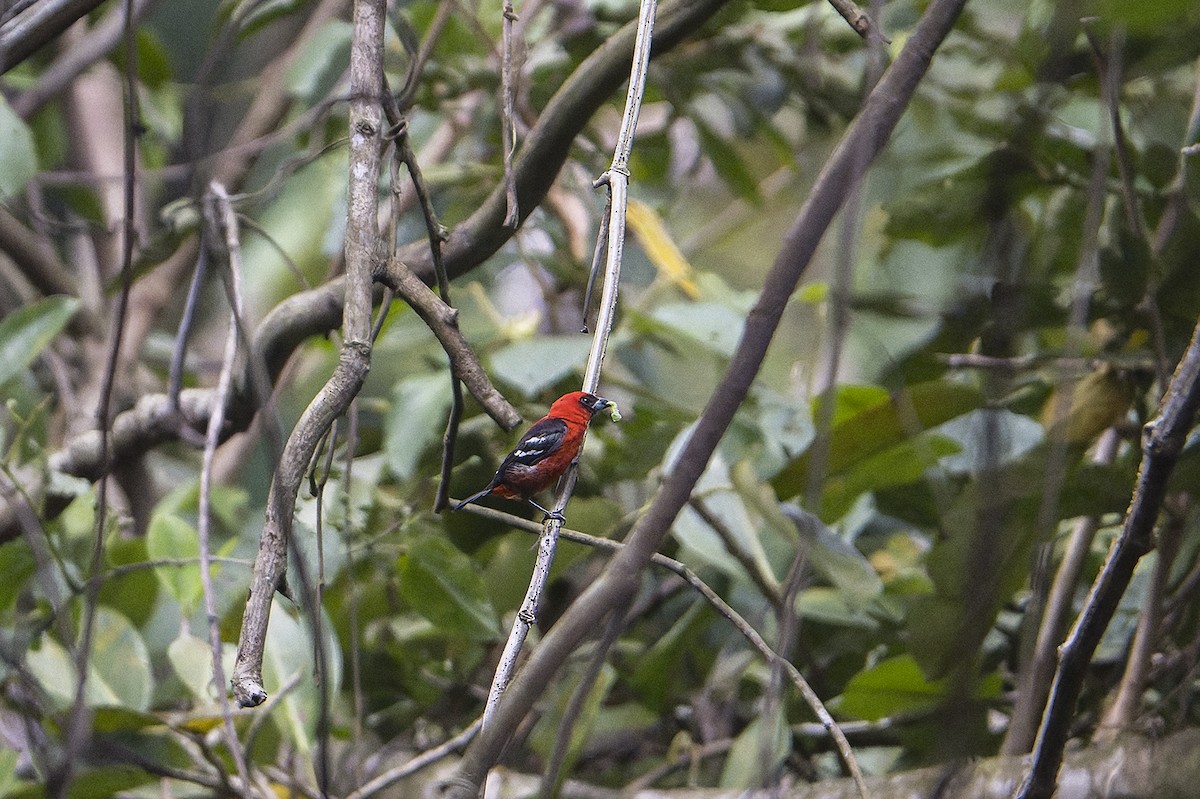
[512,432,557,461]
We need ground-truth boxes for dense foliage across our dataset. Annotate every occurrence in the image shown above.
[2,0,1200,796]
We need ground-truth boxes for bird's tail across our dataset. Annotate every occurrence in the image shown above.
[453,485,494,512]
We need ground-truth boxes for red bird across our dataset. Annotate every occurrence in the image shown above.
[454,391,616,519]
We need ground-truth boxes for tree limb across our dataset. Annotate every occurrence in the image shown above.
[0,0,108,73]
[230,0,384,708]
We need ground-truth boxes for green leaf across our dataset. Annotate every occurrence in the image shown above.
[819,434,960,520]
[146,512,201,613]
[531,663,617,797]
[694,117,762,206]
[0,296,80,389]
[839,654,946,721]
[719,713,790,788]
[286,19,352,100]
[0,747,18,796]
[630,600,711,710]
[1095,0,1199,35]
[780,504,883,606]
[0,97,36,198]
[397,534,501,640]
[99,539,160,628]
[0,541,35,615]
[88,607,153,711]
[796,586,880,629]
[169,631,220,702]
[650,301,746,357]
[260,599,342,753]
[489,336,592,397]
[135,28,173,88]
[384,372,453,481]
[839,654,1001,721]
[772,380,983,505]
[90,706,161,733]
[667,447,777,585]
[25,634,77,710]
[63,766,152,799]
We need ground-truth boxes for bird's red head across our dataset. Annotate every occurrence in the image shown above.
[548,391,614,421]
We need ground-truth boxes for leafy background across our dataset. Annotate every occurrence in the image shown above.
[2,0,1200,796]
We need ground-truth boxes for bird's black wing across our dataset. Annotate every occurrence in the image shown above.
[504,417,568,467]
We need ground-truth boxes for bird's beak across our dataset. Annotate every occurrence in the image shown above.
[585,395,621,422]
[584,395,613,413]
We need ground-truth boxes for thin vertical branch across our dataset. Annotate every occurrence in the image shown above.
[500,0,520,227]
[480,0,657,733]
[1095,503,1183,740]
[538,613,622,799]
[1002,428,1120,754]
[198,182,256,796]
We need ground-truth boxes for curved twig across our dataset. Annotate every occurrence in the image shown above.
[377,258,521,430]
[197,182,256,792]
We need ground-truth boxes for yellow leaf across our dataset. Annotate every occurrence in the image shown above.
[625,200,700,299]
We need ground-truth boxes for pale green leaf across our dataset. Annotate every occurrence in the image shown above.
[397,534,501,640]
[146,512,201,613]
[719,714,790,788]
[88,607,153,711]
[384,372,453,480]
[489,336,592,397]
[0,296,80,389]
[0,97,36,198]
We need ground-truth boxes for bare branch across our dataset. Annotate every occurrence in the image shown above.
[9,0,156,118]
[230,0,384,709]
[827,0,890,44]
[342,720,481,799]
[197,182,255,792]
[1002,428,1120,754]
[0,206,79,299]
[500,0,520,228]
[377,258,521,430]
[0,0,108,73]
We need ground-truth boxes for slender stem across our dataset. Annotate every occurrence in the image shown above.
[199,182,255,795]
[480,0,658,733]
